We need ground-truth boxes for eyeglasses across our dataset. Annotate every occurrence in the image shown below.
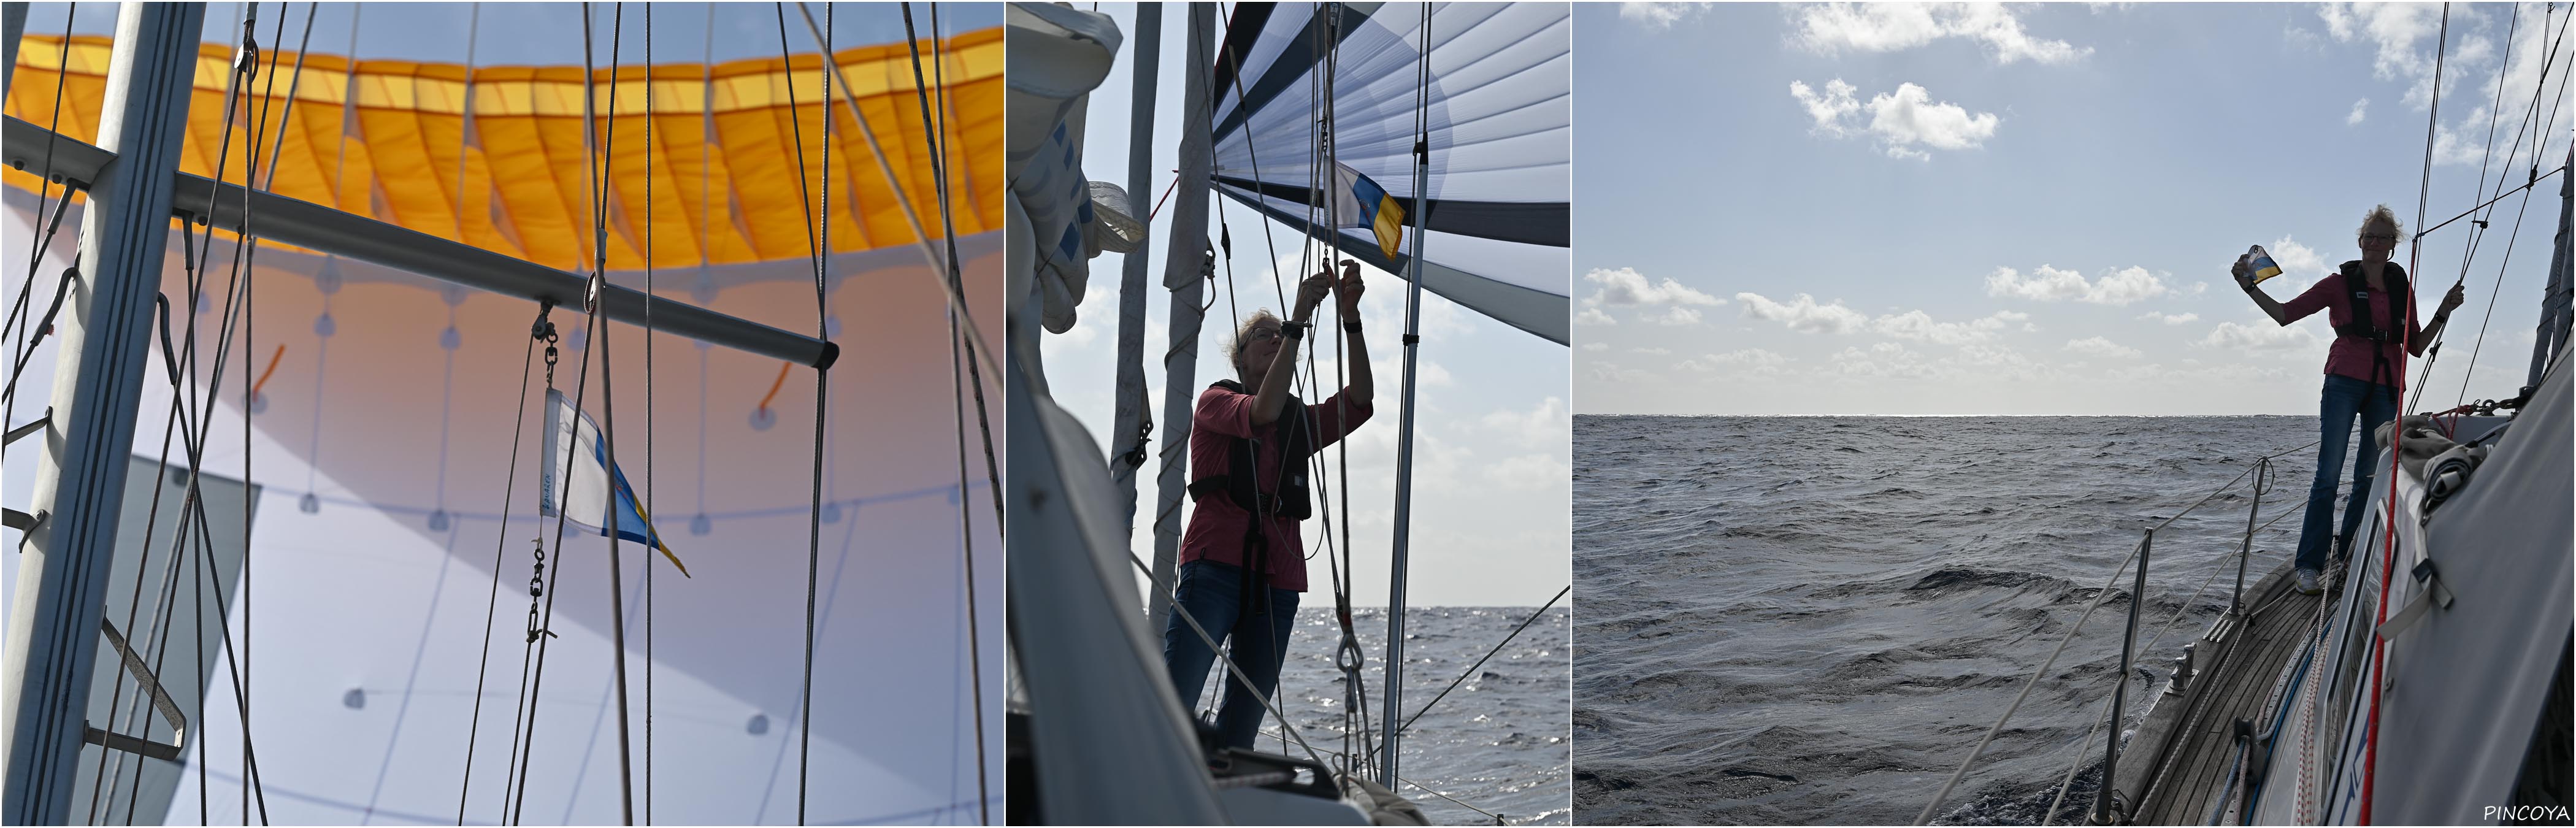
[1243,326,1283,344]
[2361,233,2398,242]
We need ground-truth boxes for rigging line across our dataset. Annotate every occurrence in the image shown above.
[810,5,832,824]
[458,328,542,826]
[2408,3,2570,407]
[578,7,642,824]
[1911,531,2153,826]
[89,297,205,826]
[175,466,271,827]
[507,14,618,819]
[1395,586,1568,736]
[898,6,990,822]
[772,4,826,822]
[159,4,312,819]
[1121,547,1338,773]
[791,4,1001,399]
[2453,161,2567,409]
[2043,524,2277,826]
[640,5,654,823]
[1,2,80,434]
[1214,4,1294,323]
[924,2,1005,548]
[235,6,319,816]
[450,2,485,243]
[2369,7,2449,823]
[2451,18,2575,407]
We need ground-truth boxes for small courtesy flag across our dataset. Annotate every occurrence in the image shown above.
[542,388,689,577]
[1332,161,1408,259]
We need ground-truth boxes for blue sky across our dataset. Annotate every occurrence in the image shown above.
[1576,2,2572,415]
[1038,4,1571,607]
[18,2,1000,69]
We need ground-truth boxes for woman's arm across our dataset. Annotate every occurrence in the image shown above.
[1250,272,1334,426]
[2411,283,2467,356]
[1337,261,1373,408]
[2234,258,2291,326]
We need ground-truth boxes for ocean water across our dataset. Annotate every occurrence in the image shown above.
[1572,416,2336,826]
[1218,605,1570,825]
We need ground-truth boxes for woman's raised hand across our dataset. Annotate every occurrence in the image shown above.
[1295,271,1335,316]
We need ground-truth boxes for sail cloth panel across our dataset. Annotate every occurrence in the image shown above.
[1210,2,1569,345]
[2,28,1003,272]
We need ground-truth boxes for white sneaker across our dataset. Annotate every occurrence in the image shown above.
[2296,567,2321,596]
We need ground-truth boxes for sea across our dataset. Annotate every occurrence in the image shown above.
[1571,415,2336,826]
[1229,605,1571,825]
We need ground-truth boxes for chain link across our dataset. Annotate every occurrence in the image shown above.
[526,304,560,643]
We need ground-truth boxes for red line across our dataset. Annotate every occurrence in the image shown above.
[756,361,792,412]
[251,343,285,397]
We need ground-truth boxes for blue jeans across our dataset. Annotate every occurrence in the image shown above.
[1160,559,1299,751]
[2296,374,2399,572]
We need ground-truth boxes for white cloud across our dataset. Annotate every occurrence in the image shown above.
[1869,308,2026,345]
[1621,2,1713,30]
[1582,267,1725,308]
[1629,347,1672,356]
[2064,336,2142,359]
[2196,320,2323,351]
[1580,267,1722,326]
[2347,97,2370,125]
[2323,4,2560,167]
[1984,264,2168,305]
[1789,3,2089,64]
[2139,311,2200,326]
[1581,342,1609,351]
[1790,79,2000,159]
[2317,2,2456,109]
[1789,79,1861,139]
[1643,305,1706,326]
[1736,291,1871,334]
[2268,236,2329,276]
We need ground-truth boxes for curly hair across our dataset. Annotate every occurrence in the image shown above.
[1226,309,1281,379]
[2358,204,2404,238]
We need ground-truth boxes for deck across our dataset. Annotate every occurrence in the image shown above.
[2114,561,2326,826]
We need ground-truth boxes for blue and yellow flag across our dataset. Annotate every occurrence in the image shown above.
[1333,162,1408,259]
[542,389,689,577]
[2246,245,2283,284]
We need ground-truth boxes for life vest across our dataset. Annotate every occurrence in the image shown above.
[2333,261,2410,388]
[1185,379,1315,521]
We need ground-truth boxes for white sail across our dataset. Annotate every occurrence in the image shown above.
[1210,1,1571,345]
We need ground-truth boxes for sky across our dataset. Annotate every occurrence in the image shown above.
[16,2,1001,69]
[1037,3,1572,608]
[1576,2,2572,416]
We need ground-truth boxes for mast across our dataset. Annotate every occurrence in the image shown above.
[1111,4,1162,534]
[4,4,205,822]
[2,2,25,90]
[1150,4,1213,634]
[2530,145,2572,387]
[1379,5,1432,790]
